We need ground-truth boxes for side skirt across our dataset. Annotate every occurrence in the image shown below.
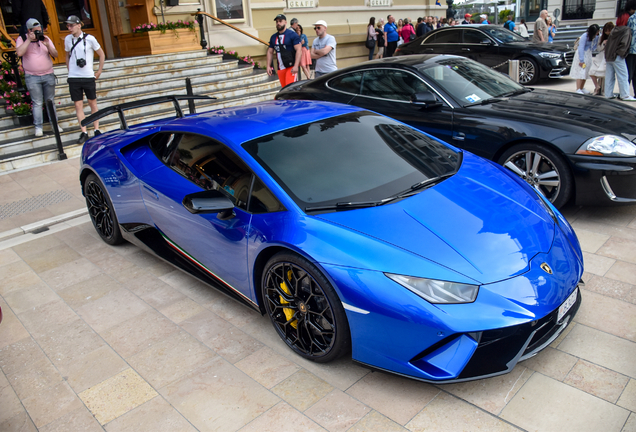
[120,223,261,313]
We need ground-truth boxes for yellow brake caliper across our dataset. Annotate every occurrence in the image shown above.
[279,270,298,329]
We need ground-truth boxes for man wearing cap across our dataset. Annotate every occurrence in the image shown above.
[311,20,337,77]
[462,13,471,25]
[267,14,302,87]
[15,18,59,137]
[64,15,105,144]
[533,10,549,43]
[479,14,489,24]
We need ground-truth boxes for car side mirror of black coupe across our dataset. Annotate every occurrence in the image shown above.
[411,91,442,109]
[183,190,235,218]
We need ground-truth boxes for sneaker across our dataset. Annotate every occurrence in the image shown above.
[77,132,88,144]
[94,129,102,136]
[620,96,636,102]
[575,89,585,94]
[581,88,591,94]
[34,127,43,137]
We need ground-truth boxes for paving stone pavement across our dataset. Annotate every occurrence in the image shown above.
[0,76,635,431]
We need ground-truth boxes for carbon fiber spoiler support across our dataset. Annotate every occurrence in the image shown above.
[81,95,215,130]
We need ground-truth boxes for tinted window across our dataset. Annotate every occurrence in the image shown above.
[243,112,460,213]
[417,57,523,106]
[483,27,526,43]
[463,30,489,44]
[432,30,461,44]
[361,69,430,101]
[166,133,252,210]
[249,177,285,213]
[328,72,363,94]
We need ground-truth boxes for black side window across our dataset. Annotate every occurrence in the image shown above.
[165,133,252,211]
[433,30,461,44]
[361,69,430,101]
[328,72,363,95]
[249,177,285,214]
[463,30,487,44]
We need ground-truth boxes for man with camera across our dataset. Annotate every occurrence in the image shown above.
[15,18,58,137]
[266,14,302,87]
[64,15,105,144]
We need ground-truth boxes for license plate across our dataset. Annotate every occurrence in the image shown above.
[557,288,578,322]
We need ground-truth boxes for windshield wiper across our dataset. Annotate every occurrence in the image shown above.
[464,97,506,107]
[305,199,392,212]
[387,172,456,201]
[499,88,531,98]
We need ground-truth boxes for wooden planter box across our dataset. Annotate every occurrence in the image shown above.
[117,29,201,57]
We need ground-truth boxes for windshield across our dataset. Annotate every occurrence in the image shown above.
[417,57,525,106]
[482,27,527,43]
[243,112,460,213]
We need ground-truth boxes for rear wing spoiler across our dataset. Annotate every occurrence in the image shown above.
[81,95,216,130]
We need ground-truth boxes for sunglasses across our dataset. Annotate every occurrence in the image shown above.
[314,26,322,30]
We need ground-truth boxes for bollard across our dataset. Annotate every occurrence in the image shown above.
[46,99,67,160]
[508,60,520,83]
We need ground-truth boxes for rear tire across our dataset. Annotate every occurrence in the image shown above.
[498,143,573,209]
[84,173,124,245]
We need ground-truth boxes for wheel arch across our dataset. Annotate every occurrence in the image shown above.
[79,167,98,196]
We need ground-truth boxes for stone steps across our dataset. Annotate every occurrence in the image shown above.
[0,49,280,172]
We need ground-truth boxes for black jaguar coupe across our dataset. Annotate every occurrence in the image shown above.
[275,55,636,208]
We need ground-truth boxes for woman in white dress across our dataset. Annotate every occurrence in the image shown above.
[589,22,614,95]
[570,24,600,94]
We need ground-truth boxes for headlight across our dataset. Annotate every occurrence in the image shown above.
[386,274,479,304]
[576,135,636,157]
[538,52,562,59]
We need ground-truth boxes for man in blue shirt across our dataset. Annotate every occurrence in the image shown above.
[479,14,489,24]
[504,15,516,31]
[384,15,399,57]
[266,14,302,87]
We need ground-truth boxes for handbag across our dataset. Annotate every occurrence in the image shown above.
[366,38,375,49]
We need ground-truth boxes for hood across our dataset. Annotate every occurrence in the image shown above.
[480,89,636,140]
[316,154,555,284]
[504,42,572,52]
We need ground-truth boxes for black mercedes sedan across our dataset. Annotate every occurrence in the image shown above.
[394,25,574,85]
[275,55,636,208]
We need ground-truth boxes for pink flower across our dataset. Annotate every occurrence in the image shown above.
[25,92,29,96]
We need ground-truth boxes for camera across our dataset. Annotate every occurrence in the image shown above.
[33,30,45,41]
[76,58,86,68]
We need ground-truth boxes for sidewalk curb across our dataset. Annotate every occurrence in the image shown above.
[0,208,88,242]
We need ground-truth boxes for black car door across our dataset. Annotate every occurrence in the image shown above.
[462,29,502,67]
[420,28,463,56]
[348,68,454,144]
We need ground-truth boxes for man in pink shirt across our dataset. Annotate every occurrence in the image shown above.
[15,18,59,137]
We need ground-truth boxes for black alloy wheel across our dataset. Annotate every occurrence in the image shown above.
[84,173,124,245]
[498,143,573,209]
[518,57,539,85]
[262,252,351,363]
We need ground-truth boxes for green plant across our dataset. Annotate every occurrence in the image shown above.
[10,100,32,116]
[207,46,261,68]
[133,20,197,38]
[499,9,513,22]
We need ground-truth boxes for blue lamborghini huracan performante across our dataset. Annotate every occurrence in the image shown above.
[80,98,583,383]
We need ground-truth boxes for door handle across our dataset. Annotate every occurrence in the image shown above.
[143,185,159,200]
[453,132,465,141]
[461,48,471,51]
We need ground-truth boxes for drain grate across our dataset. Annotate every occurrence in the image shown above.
[0,189,75,220]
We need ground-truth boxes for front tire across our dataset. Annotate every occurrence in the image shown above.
[498,143,573,209]
[518,57,540,85]
[261,252,351,363]
[84,173,124,245]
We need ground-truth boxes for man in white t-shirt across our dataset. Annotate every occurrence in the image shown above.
[311,20,337,77]
[64,15,105,144]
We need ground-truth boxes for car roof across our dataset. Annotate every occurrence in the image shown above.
[156,100,364,145]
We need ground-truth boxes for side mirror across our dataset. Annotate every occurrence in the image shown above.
[411,91,442,108]
[183,189,235,216]
[480,38,493,45]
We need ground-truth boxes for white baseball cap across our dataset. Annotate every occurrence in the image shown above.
[480,14,487,19]
[312,20,328,28]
